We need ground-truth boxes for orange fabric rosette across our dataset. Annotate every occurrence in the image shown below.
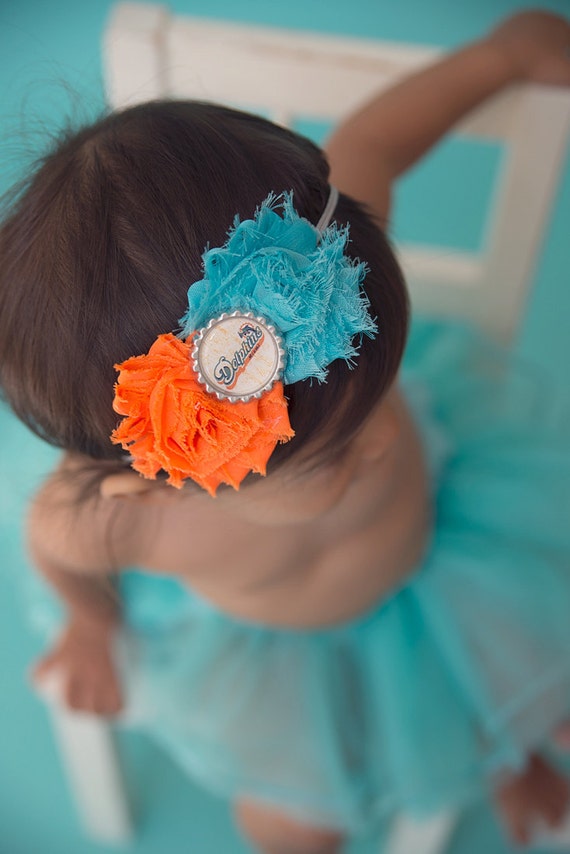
[111,333,294,496]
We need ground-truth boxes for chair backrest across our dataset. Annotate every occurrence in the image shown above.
[103,2,570,342]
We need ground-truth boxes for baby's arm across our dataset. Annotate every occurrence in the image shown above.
[326,11,570,221]
[28,465,125,716]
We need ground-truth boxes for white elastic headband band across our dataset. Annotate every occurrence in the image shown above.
[315,185,339,235]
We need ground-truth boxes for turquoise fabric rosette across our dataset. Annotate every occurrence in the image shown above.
[179,192,377,384]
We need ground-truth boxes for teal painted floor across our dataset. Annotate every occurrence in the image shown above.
[1,1,569,852]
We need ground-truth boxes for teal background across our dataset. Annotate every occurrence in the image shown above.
[0,2,569,853]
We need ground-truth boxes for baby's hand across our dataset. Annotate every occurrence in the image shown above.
[33,618,123,717]
[486,11,570,87]
[494,753,570,846]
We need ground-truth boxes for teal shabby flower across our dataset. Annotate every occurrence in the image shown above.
[179,192,377,385]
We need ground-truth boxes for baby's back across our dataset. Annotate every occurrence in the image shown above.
[121,384,431,627]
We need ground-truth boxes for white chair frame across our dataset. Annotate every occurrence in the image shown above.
[39,3,570,850]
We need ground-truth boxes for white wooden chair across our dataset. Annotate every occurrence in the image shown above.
[38,3,570,850]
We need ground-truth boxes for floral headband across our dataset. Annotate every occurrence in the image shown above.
[110,189,377,496]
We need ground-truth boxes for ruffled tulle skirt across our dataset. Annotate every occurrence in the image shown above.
[109,318,570,833]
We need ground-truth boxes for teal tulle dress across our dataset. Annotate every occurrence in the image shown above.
[109,317,570,832]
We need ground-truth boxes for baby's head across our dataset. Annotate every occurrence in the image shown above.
[0,100,408,492]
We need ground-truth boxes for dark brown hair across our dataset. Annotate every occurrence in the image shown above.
[0,100,408,484]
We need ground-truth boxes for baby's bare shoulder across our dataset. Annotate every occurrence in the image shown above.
[27,456,139,575]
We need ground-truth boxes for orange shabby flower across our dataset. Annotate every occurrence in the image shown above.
[111,333,294,496]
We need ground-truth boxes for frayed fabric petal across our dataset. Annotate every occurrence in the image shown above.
[179,192,377,385]
[111,334,294,496]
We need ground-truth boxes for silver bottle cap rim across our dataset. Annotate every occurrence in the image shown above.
[191,311,285,403]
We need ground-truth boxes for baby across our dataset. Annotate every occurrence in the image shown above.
[1,9,570,854]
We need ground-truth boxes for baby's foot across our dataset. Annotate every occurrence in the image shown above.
[495,753,570,846]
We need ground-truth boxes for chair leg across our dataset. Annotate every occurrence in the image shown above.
[384,811,458,854]
[37,674,134,845]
